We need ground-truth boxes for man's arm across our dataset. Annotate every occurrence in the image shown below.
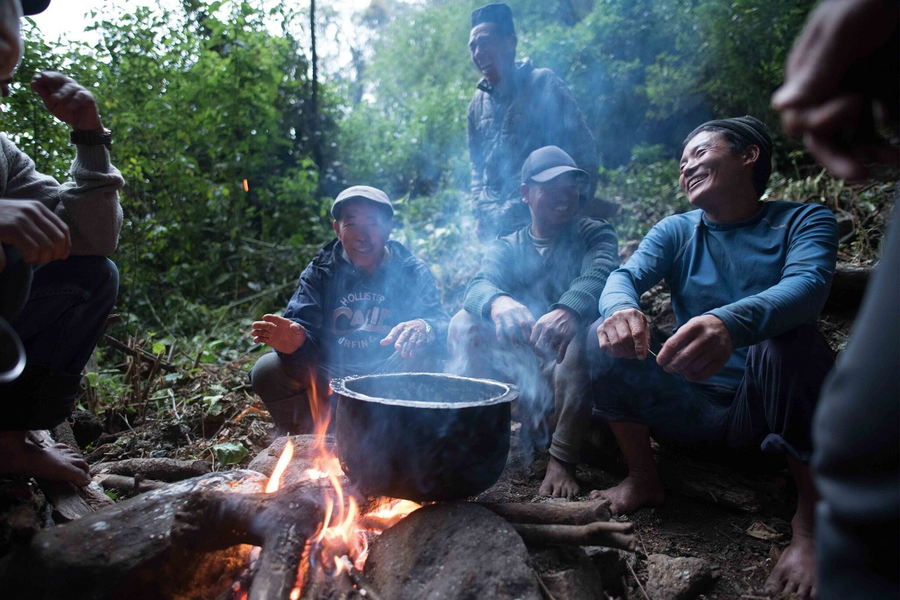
[2,73,124,257]
[600,218,682,318]
[555,219,619,322]
[463,238,518,318]
[706,205,839,349]
[467,98,486,221]
[282,260,328,356]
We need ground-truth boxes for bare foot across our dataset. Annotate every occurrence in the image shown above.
[765,532,817,599]
[588,473,664,515]
[0,431,90,486]
[539,456,580,499]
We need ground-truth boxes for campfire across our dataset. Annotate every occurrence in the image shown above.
[0,373,636,600]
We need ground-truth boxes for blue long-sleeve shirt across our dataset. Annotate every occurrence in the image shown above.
[600,201,839,390]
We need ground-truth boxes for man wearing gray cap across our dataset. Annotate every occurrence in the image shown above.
[448,145,618,499]
[249,186,449,436]
[588,116,838,597]
[467,3,598,242]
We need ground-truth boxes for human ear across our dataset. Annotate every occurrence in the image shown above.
[743,145,761,167]
[332,220,340,236]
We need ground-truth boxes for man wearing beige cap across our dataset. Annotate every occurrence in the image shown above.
[249,186,449,436]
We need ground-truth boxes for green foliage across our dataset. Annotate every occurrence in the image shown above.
[210,441,249,465]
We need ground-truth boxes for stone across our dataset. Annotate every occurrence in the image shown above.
[585,546,628,595]
[646,553,716,600]
[363,503,542,600]
[530,545,604,600]
[69,410,104,449]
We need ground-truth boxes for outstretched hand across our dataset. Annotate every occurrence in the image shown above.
[380,319,432,358]
[489,295,536,347]
[31,71,104,132]
[656,314,732,382]
[0,199,70,270]
[530,308,578,364]
[597,309,651,360]
[251,314,307,354]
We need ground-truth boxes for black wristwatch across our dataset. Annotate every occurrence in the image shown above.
[70,128,112,150]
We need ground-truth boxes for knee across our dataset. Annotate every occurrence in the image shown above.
[750,324,834,375]
[0,245,32,320]
[249,352,284,397]
[92,258,119,310]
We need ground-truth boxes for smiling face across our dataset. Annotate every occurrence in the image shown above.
[468,22,516,86]
[522,172,581,237]
[332,199,392,273]
[679,131,758,216]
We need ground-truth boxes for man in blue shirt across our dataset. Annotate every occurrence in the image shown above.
[589,116,838,599]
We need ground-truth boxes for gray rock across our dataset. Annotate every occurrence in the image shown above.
[585,546,628,595]
[530,546,604,600]
[646,553,716,600]
[363,503,542,600]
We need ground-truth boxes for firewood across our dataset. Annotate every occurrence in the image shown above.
[90,457,212,482]
[93,473,166,494]
[512,521,636,552]
[477,499,612,525]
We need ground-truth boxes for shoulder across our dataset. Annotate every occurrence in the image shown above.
[387,240,430,272]
[763,201,838,233]
[306,239,339,273]
[574,216,616,237]
[652,210,702,237]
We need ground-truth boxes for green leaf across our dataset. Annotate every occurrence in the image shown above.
[152,341,166,355]
[211,442,248,466]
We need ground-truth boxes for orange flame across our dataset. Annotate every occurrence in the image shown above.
[265,439,294,493]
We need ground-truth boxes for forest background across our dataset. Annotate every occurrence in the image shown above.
[5,0,894,446]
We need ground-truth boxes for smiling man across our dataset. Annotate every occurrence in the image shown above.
[586,116,838,598]
[467,3,597,242]
[249,186,448,436]
[448,145,618,500]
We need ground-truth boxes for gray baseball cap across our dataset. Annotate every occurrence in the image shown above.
[331,185,394,220]
[521,145,588,184]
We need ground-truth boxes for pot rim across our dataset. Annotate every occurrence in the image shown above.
[331,372,519,409]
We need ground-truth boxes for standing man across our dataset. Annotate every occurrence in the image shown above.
[0,0,124,486]
[250,186,449,436]
[448,146,618,499]
[589,117,838,599]
[467,3,598,242]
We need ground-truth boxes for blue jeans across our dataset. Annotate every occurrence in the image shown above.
[0,250,119,430]
[587,319,834,462]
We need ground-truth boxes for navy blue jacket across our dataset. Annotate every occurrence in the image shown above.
[282,239,449,378]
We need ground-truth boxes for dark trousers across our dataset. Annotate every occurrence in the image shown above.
[0,250,119,430]
[587,319,834,462]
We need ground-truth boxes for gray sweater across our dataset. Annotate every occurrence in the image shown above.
[0,133,124,256]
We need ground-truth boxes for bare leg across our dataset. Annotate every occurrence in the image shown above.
[0,430,90,486]
[588,421,664,515]
[765,456,818,599]
[540,456,580,499]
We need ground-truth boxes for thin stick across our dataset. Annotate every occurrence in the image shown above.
[535,574,559,600]
[339,556,384,600]
[626,560,650,600]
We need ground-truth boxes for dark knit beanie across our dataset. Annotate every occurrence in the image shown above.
[471,3,515,37]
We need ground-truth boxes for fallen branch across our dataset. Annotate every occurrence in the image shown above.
[93,473,166,494]
[512,521,636,552]
[478,499,611,525]
[103,334,178,372]
[90,457,211,482]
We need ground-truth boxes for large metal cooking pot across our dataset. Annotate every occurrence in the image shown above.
[332,372,517,502]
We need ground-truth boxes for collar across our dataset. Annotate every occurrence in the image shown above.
[701,202,767,231]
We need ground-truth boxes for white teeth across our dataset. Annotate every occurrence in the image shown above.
[688,175,707,190]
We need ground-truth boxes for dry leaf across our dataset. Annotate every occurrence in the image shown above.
[745,521,784,541]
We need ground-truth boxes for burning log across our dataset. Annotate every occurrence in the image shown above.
[512,521,637,552]
[478,498,612,525]
[90,457,212,482]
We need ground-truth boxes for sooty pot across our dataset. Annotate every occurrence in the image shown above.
[332,372,517,502]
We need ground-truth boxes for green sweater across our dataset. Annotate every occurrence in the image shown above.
[464,217,618,322]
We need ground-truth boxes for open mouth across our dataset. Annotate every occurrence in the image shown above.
[687,174,708,191]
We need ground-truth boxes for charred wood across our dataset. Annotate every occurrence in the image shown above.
[513,521,637,552]
[90,457,212,482]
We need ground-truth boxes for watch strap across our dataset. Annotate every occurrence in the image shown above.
[70,128,112,149]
